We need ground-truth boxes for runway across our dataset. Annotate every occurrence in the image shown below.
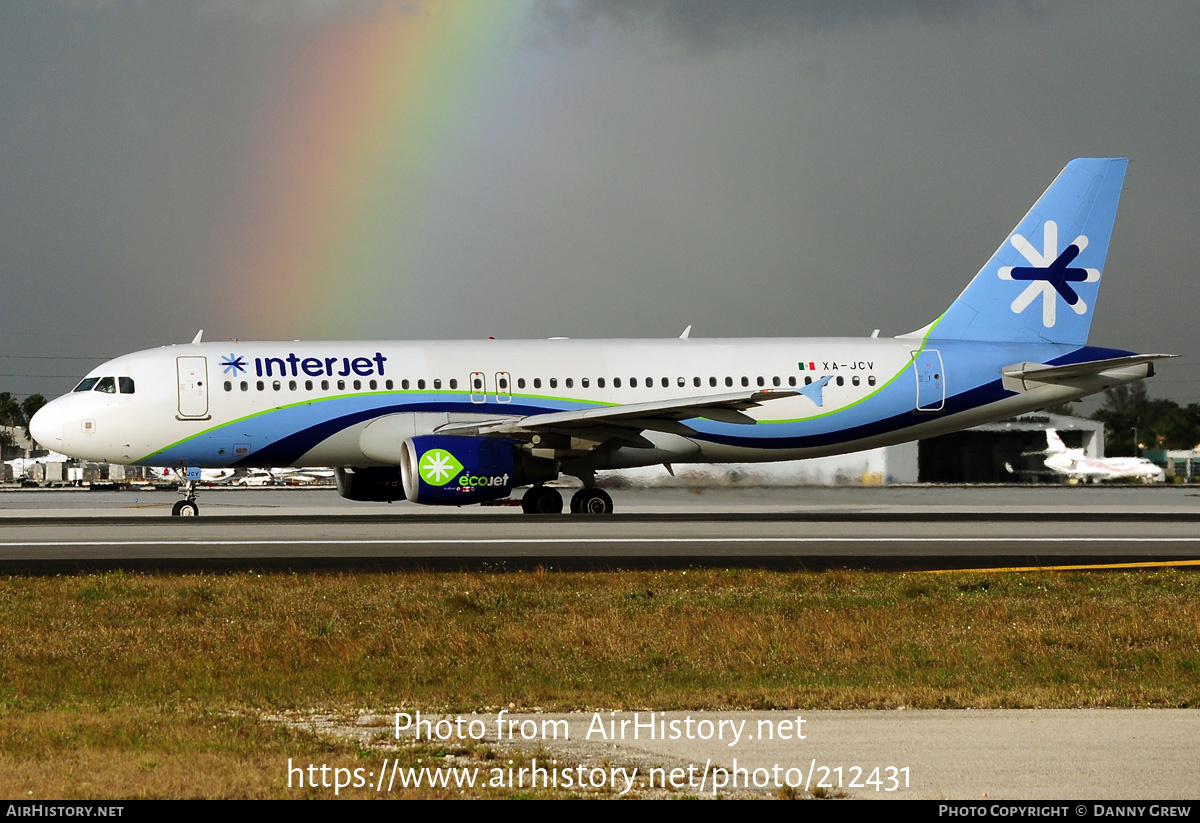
[2,485,1198,572]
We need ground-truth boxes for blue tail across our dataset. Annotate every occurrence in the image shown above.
[921,157,1127,345]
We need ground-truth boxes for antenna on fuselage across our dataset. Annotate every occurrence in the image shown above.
[191,330,204,344]
[679,325,692,339]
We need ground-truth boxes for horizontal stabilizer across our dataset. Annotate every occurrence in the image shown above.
[1001,354,1177,392]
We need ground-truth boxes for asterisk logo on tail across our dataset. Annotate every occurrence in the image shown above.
[998,220,1099,327]
[419,449,464,486]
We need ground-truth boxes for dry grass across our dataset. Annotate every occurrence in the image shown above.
[1,569,1198,797]
[2,569,1198,712]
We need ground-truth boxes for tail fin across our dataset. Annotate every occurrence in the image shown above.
[1046,429,1067,454]
[915,158,1127,345]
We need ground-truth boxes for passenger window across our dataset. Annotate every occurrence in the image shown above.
[289,380,297,391]
[449,378,457,390]
[337,380,346,390]
[94,377,116,393]
[272,381,281,391]
[323,380,331,390]
[499,376,508,390]
[433,379,442,389]
[256,380,264,391]
[852,376,860,386]
[240,381,248,392]
[836,376,844,386]
[630,378,638,388]
[598,377,606,388]
[565,378,573,389]
[693,377,701,387]
[804,376,812,385]
[613,378,621,388]
[549,378,558,388]
[772,376,781,387]
[223,381,232,392]
[353,380,361,390]
[662,377,669,388]
[646,378,653,388]
[788,376,796,387]
[710,377,717,387]
[582,378,590,388]
[73,377,99,392]
[868,376,876,386]
[305,380,313,390]
[385,379,393,390]
[517,378,525,389]
[725,377,733,387]
[418,379,426,390]
[534,378,542,389]
[757,376,765,387]
[401,379,409,390]
[119,377,135,394]
[370,379,377,390]
[741,377,749,388]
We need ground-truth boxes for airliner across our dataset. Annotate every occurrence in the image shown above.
[29,158,1174,515]
[1042,429,1165,483]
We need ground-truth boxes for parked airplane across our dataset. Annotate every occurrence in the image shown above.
[1042,429,1165,483]
[30,158,1174,515]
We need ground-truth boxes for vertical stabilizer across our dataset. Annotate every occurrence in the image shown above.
[919,158,1127,345]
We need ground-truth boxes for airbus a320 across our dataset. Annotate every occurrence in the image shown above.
[30,158,1173,515]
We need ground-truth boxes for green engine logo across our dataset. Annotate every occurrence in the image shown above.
[418,449,464,486]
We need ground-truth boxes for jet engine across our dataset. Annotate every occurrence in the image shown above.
[400,435,519,505]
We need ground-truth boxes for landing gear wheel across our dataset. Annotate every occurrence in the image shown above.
[521,486,563,514]
[172,500,199,517]
[570,488,613,515]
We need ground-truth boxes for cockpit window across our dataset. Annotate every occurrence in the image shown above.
[119,376,135,394]
[94,377,116,393]
[73,377,99,392]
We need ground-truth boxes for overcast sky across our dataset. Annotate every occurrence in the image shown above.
[2,0,1198,406]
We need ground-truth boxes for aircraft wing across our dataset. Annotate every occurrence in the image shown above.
[435,390,797,448]
[1001,354,1177,392]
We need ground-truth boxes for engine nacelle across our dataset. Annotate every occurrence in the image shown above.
[335,466,405,502]
[400,435,517,505]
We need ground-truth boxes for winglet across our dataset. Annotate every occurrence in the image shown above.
[797,375,833,407]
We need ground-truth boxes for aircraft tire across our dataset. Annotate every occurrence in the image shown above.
[522,486,563,515]
[571,488,613,515]
[172,500,199,517]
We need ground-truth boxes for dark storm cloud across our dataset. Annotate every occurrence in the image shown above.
[543,0,1021,49]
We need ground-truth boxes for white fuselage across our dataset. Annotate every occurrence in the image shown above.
[30,335,1142,477]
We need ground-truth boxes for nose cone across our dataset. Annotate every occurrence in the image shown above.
[29,400,64,450]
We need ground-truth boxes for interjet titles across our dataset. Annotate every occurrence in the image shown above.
[255,352,387,379]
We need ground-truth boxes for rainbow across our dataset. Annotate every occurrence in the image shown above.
[218,1,532,338]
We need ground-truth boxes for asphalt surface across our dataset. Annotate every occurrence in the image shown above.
[1,484,1198,572]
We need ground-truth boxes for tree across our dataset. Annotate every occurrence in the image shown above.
[1092,383,1200,455]
[21,394,47,442]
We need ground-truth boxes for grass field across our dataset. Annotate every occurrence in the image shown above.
[2,568,1198,798]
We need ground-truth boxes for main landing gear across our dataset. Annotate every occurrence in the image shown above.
[521,485,563,514]
[519,485,614,515]
[570,487,613,514]
[171,479,199,517]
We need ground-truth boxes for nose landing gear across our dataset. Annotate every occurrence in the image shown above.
[171,475,200,517]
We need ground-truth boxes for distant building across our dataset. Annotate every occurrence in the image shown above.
[1143,449,1200,481]
[917,413,1105,483]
